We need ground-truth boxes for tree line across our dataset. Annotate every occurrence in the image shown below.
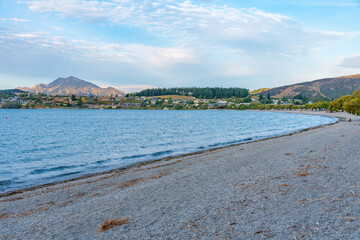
[329,87,360,115]
[134,87,249,99]
[0,90,15,99]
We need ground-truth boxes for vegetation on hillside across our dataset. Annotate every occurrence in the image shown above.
[260,74,360,99]
[0,90,15,99]
[1,102,22,109]
[250,88,271,95]
[133,87,249,99]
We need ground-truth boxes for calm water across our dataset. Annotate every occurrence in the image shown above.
[0,109,336,193]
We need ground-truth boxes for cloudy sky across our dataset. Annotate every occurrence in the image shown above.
[0,0,360,92]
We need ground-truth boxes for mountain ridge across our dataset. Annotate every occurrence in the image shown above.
[17,77,125,97]
[260,74,360,99]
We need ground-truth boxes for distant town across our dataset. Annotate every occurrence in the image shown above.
[1,75,359,113]
[0,89,330,111]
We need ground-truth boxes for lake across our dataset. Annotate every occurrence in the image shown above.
[0,109,336,193]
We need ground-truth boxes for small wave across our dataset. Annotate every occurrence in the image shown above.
[53,171,82,178]
[30,165,78,175]
[0,179,12,186]
[121,150,174,161]
[94,158,112,164]
[151,150,173,157]
[122,153,149,160]
[208,137,254,148]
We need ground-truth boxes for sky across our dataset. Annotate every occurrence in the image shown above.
[0,0,360,92]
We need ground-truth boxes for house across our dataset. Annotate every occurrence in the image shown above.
[217,100,228,105]
[121,102,141,108]
[85,104,101,109]
[251,96,259,102]
[272,99,279,105]
[19,99,30,105]
[150,98,158,104]
[9,96,20,102]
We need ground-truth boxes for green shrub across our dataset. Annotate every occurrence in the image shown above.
[2,102,22,109]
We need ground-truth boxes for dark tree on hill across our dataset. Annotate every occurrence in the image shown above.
[293,94,308,102]
[77,97,83,107]
[71,95,77,101]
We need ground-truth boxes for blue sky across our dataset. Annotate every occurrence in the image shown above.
[0,0,360,92]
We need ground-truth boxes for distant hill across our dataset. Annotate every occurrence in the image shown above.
[260,74,360,99]
[17,76,125,97]
[261,74,360,99]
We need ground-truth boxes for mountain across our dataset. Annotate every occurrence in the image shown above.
[17,76,125,97]
[260,74,360,99]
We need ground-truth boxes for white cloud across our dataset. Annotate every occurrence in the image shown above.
[338,55,360,68]
[10,18,29,22]
[12,33,38,38]
[1,0,355,89]
[2,30,194,65]
[25,0,350,56]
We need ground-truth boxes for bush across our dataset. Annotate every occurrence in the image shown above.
[2,102,22,109]
[174,104,184,110]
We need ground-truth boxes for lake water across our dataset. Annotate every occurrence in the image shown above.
[0,109,336,193]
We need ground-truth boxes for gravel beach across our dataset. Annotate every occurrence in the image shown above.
[1,111,360,239]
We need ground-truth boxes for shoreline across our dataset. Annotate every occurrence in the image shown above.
[1,110,359,239]
[0,110,340,198]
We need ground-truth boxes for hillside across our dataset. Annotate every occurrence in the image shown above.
[249,88,271,95]
[17,77,125,97]
[261,74,360,99]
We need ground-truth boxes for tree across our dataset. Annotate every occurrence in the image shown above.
[71,95,77,101]
[77,97,83,107]
[267,93,271,100]
[329,95,354,112]
[343,98,360,115]
[1,102,22,109]
[174,104,184,110]
[353,87,360,98]
[199,103,209,110]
